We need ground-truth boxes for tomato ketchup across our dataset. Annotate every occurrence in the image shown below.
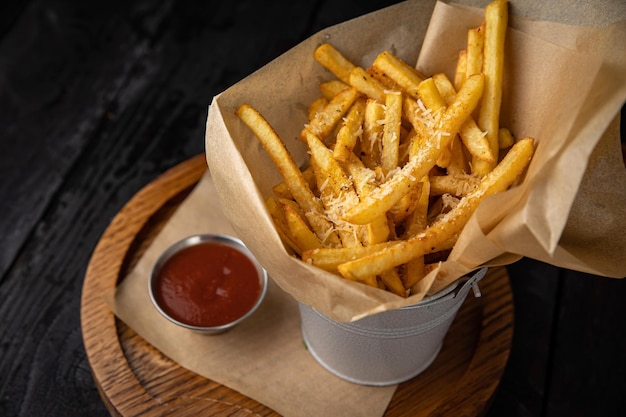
[152,241,262,327]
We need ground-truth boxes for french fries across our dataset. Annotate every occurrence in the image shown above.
[236,104,340,248]
[337,137,535,282]
[381,91,403,173]
[236,0,534,297]
[474,0,508,176]
[333,98,366,162]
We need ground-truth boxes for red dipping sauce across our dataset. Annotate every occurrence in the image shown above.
[152,241,263,328]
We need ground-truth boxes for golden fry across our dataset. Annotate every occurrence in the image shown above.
[348,66,386,102]
[337,137,534,281]
[266,196,302,255]
[302,241,395,273]
[416,77,453,168]
[388,182,421,225]
[454,49,468,91]
[304,130,362,248]
[314,43,356,84]
[342,74,484,225]
[236,104,340,246]
[466,23,485,77]
[371,51,425,100]
[272,166,317,199]
[308,97,328,122]
[474,0,508,176]
[319,79,351,99]
[333,98,366,162]
[366,65,401,91]
[446,135,469,175]
[402,176,430,290]
[342,156,390,245]
[279,198,323,253]
[381,91,403,173]
[303,87,359,142]
[499,127,515,149]
[416,77,446,110]
[380,268,406,297]
[361,99,385,169]
[429,173,480,196]
[432,72,494,163]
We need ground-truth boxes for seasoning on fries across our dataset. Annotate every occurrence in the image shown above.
[236,0,535,297]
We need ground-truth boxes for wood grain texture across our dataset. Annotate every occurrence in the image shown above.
[81,155,513,417]
[0,2,400,415]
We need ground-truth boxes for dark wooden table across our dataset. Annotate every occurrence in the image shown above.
[1,1,624,416]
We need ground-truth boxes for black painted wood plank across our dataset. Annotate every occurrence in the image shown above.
[0,1,401,416]
[487,259,562,417]
[0,0,175,279]
[545,270,626,416]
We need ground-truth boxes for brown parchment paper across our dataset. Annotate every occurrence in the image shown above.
[110,1,624,416]
[205,0,626,322]
[110,172,396,417]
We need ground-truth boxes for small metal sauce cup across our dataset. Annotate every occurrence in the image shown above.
[149,234,268,335]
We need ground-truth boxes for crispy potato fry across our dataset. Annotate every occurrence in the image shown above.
[446,135,469,175]
[402,97,430,144]
[314,43,356,85]
[236,104,340,246]
[381,91,403,173]
[305,130,355,199]
[337,137,534,281]
[366,65,401,92]
[308,97,328,122]
[416,77,453,168]
[380,268,406,297]
[459,120,495,163]
[360,99,385,169]
[319,79,351,99]
[303,87,359,142]
[388,182,421,225]
[366,217,391,246]
[348,66,386,102]
[403,176,429,238]
[499,127,515,149]
[432,73,494,163]
[429,173,480,196]
[343,74,484,225]
[474,0,508,176]
[466,23,485,77]
[405,259,425,292]
[416,77,447,110]
[302,241,395,273]
[371,51,426,100]
[304,129,362,248]
[342,156,390,245]
[279,198,323,253]
[398,128,416,164]
[266,196,302,255]
[333,98,366,162]
[402,176,430,289]
[272,166,317,199]
[454,49,468,91]
[431,73,457,103]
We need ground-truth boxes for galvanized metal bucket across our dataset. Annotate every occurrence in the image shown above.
[298,268,487,386]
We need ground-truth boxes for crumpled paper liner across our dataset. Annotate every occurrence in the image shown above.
[206,0,626,322]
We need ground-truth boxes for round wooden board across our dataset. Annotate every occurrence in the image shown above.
[81,154,514,417]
